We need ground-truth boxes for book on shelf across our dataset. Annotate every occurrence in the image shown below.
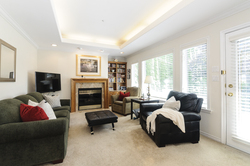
[109,77,116,82]
[117,64,126,68]
[117,78,124,83]
[117,69,126,73]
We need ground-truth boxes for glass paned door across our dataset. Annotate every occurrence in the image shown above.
[226,28,250,154]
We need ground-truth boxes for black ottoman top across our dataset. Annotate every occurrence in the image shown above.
[85,110,118,126]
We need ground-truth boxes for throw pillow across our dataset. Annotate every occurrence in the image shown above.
[118,91,130,101]
[20,103,49,122]
[37,100,57,120]
[42,94,61,108]
[162,96,181,111]
[28,99,39,106]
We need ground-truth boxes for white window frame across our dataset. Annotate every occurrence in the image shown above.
[180,37,210,111]
[131,62,139,87]
[142,52,174,99]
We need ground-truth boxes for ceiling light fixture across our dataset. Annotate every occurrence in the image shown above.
[51,44,57,47]
[78,47,83,50]
[120,52,124,54]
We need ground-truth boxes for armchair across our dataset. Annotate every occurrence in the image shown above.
[111,87,141,115]
[140,90,203,147]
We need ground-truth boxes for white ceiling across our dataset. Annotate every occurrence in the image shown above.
[0,0,249,57]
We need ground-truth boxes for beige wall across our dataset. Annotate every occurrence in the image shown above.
[126,8,250,142]
[37,50,108,99]
[0,15,37,100]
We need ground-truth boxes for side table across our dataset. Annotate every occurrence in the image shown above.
[131,98,159,119]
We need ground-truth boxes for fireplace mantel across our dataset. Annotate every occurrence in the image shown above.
[71,78,109,112]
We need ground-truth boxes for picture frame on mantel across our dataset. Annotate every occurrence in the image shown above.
[76,55,101,76]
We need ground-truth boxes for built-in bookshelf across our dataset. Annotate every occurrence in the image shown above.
[108,61,127,91]
[108,61,127,105]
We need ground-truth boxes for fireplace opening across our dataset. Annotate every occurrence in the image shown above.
[78,88,102,110]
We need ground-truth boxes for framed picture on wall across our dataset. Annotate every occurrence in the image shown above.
[76,55,101,76]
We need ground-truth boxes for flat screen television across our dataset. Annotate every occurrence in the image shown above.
[35,71,61,93]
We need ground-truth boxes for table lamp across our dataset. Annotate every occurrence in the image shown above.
[144,76,153,99]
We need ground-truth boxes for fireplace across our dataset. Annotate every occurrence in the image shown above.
[78,88,102,110]
[71,78,109,112]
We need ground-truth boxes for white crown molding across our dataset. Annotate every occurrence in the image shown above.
[127,1,250,57]
[61,38,120,50]
[120,0,194,49]
[0,5,38,49]
[38,47,110,56]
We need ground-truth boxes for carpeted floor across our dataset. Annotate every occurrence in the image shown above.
[42,110,250,166]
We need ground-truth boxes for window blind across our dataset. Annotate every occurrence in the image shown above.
[232,36,250,143]
[182,44,207,108]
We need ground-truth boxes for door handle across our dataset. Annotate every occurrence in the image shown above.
[228,84,233,88]
[228,93,233,97]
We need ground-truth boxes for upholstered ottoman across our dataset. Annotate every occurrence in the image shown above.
[85,110,118,134]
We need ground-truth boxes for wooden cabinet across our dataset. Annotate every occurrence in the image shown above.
[108,61,127,105]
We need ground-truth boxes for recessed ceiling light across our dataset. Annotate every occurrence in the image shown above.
[78,47,83,50]
[51,44,57,47]
[120,52,124,54]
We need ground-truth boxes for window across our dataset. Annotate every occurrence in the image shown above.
[131,63,139,87]
[142,53,173,98]
[182,43,207,108]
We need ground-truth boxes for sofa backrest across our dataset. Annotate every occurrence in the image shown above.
[27,92,44,103]
[14,95,38,104]
[0,99,23,125]
[126,87,141,97]
[167,90,203,113]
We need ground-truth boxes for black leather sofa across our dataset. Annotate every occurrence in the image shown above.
[140,90,203,147]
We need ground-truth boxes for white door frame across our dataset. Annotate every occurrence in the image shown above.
[220,21,250,144]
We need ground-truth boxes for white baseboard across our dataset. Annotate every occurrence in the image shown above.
[200,131,221,143]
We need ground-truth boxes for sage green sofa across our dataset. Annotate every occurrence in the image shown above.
[0,92,70,166]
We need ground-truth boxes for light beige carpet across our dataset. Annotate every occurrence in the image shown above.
[42,110,250,166]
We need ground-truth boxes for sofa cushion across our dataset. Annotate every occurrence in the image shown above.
[14,95,38,104]
[167,91,199,113]
[28,100,57,120]
[162,96,180,111]
[20,104,48,122]
[37,100,57,120]
[42,94,61,108]
[0,99,23,125]
[27,92,44,102]
[118,91,130,101]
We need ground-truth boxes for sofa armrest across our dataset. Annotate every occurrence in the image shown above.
[0,118,68,144]
[124,96,140,103]
[60,99,70,106]
[111,95,119,104]
[141,103,163,113]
